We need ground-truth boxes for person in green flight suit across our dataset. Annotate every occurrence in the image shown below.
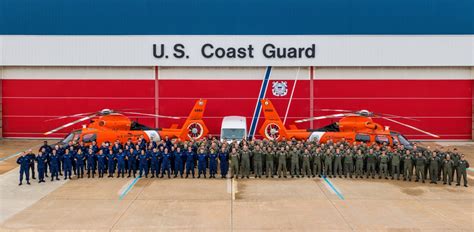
[240,146,251,179]
[366,149,377,179]
[301,149,312,178]
[290,147,301,178]
[252,145,263,178]
[378,150,390,179]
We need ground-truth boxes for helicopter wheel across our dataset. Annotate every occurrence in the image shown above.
[264,123,280,140]
[187,122,204,140]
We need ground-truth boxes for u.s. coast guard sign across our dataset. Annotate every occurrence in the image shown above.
[272,81,288,97]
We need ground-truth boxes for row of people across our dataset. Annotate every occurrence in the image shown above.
[17,137,470,187]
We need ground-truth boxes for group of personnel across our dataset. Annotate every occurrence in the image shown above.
[16,136,470,187]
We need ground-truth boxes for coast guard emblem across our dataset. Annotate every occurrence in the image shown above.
[272,81,288,97]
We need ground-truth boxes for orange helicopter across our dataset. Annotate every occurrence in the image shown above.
[258,99,439,148]
[44,99,209,145]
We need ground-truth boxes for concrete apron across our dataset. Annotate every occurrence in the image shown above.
[0,167,69,223]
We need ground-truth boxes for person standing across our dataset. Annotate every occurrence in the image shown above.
[127,148,137,178]
[26,149,36,180]
[106,150,116,178]
[333,149,343,178]
[456,154,469,187]
[185,147,196,178]
[355,150,364,179]
[264,147,275,178]
[277,147,288,178]
[253,145,263,178]
[49,150,60,181]
[313,147,323,178]
[97,150,106,178]
[343,149,354,178]
[197,148,208,178]
[62,149,73,180]
[150,148,160,178]
[240,146,251,179]
[161,149,171,178]
[218,147,229,178]
[415,152,427,183]
[138,150,149,178]
[17,152,31,185]
[36,151,47,183]
[451,149,461,181]
[442,155,454,185]
[229,148,240,179]
[209,149,218,178]
[116,149,126,178]
[403,150,414,181]
[323,150,333,178]
[174,147,185,178]
[390,148,401,180]
[86,149,96,178]
[366,149,376,179]
[428,152,440,184]
[301,149,312,178]
[378,151,389,179]
[290,147,301,178]
[75,149,85,178]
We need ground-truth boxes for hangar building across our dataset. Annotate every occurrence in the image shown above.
[0,0,473,140]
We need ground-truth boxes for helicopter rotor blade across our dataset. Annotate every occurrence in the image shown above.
[317,109,354,113]
[45,111,97,122]
[122,112,181,120]
[295,113,347,123]
[375,112,419,121]
[319,109,418,121]
[44,114,97,135]
[381,117,439,138]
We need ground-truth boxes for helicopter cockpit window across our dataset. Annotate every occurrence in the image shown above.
[61,131,81,144]
[82,133,97,143]
[375,135,389,144]
[355,134,370,143]
[397,134,412,148]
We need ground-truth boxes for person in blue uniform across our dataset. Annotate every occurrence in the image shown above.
[17,152,31,185]
[75,149,85,178]
[97,150,106,178]
[67,145,77,176]
[100,142,110,174]
[138,137,147,151]
[185,147,195,178]
[138,150,149,178]
[85,149,96,178]
[90,141,99,154]
[49,150,60,181]
[36,151,48,183]
[54,145,64,176]
[218,147,229,178]
[209,149,218,178]
[116,149,126,178]
[107,150,116,177]
[197,148,208,178]
[39,146,50,177]
[26,149,36,180]
[161,148,172,178]
[127,148,138,178]
[112,142,121,155]
[150,148,160,178]
[39,141,52,154]
[62,149,73,180]
[174,147,184,178]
